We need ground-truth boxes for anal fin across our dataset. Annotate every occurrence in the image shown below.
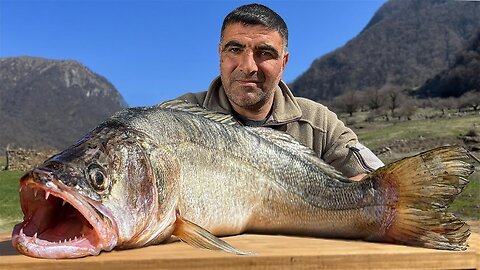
[172,212,254,255]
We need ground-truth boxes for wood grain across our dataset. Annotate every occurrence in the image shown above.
[1,232,478,269]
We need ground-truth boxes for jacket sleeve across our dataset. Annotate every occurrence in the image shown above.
[321,107,384,177]
[295,98,383,177]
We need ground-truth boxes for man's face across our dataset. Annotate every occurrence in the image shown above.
[219,23,289,114]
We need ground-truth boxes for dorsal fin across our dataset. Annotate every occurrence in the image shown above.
[245,126,344,180]
[246,126,316,156]
[160,100,343,179]
[157,100,240,126]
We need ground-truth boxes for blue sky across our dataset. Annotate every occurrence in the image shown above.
[1,0,387,107]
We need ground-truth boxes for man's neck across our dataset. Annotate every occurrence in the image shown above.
[231,110,269,127]
[230,99,274,121]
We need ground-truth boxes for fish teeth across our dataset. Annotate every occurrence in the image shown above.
[45,191,50,200]
[74,236,77,241]
[34,189,38,197]
[62,200,67,206]
[20,228,24,235]
[19,186,23,193]
[33,232,38,243]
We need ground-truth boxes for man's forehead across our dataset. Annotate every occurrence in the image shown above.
[221,23,283,46]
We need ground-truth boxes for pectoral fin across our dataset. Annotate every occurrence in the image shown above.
[172,212,253,255]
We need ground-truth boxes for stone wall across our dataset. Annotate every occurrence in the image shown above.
[3,148,58,171]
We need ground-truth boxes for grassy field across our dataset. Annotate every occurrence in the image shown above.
[449,171,480,220]
[0,168,24,232]
[351,112,480,150]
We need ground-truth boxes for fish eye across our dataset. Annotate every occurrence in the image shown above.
[87,164,109,192]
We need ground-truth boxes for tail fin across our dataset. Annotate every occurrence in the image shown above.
[367,146,475,250]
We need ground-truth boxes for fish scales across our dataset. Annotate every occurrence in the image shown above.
[10,101,475,258]
[112,107,395,236]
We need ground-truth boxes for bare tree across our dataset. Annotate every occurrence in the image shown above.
[398,97,418,121]
[458,90,480,111]
[430,97,459,115]
[332,90,360,117]
[362,88,383,112]
[380,85,405,117]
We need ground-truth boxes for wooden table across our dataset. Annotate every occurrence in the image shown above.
[1,232,478,269]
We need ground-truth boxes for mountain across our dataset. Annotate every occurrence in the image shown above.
[290,0,480,101]
[414,32,480,98]
[0,56,127,151]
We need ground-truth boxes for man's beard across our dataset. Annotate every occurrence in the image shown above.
[225,83,271,111]
[222,72,273,110]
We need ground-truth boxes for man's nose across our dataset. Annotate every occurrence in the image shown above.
[239,51,258,75]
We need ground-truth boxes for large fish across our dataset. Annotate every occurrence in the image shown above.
[12,100,475,258]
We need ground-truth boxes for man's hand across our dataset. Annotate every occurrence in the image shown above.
[349,173,367,181]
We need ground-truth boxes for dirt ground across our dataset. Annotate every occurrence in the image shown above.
[373,136,477,163]
[468,220,480,234]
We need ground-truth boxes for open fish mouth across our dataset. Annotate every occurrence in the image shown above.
[12,172,118,258]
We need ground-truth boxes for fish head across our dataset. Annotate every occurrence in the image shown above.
[12,123,178,258]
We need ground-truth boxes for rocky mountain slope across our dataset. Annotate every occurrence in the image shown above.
[0,56,127,150]
[290,0,480,101]
[414,32,480,98]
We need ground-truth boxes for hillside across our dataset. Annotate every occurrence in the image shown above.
[414,32,480,98]
[0,56,127,151]
[290,0,480,101]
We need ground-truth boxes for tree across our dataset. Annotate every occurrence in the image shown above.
[362,88,383,111]
[430,97,458,116]
[458,90,480,111]
[332,90,360,117]
[398,97,418,121]
[380,85,405,117]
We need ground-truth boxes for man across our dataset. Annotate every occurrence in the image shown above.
[177,3,383,180]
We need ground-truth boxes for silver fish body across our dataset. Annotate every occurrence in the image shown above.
[12,101,475,258]
[118,106,378,232]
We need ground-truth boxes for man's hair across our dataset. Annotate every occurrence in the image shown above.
[221,3,288,48]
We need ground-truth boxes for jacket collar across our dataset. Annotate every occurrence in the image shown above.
[202,76,302,125]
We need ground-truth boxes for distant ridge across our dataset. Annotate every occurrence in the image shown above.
[290,0,480,101]
[0,56,127,151]
[414,32,480,98]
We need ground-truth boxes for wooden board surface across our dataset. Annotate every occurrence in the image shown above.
[0,232,478,270]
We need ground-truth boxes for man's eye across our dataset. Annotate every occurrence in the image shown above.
[258,51,274,59]
[228,47,241,53]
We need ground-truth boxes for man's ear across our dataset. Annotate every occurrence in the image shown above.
[283,51,289,69]
[218,43,223,57]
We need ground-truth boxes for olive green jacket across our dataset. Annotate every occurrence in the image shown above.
[177,77,383,177]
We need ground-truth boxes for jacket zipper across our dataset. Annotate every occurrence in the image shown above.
[348,145,376,173]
